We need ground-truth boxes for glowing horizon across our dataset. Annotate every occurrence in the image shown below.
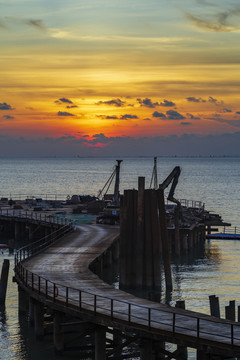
[1,0,240,156]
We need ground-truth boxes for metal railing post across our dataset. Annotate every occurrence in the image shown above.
[173,312,176,333]
[66,287,69,306]
[94,295,97,315]
[46,279,48,298]
[128,304,131,325]
[54,283,56,302]
[79,291,82,310]
[148,308,151,330]
[111,299,113,320]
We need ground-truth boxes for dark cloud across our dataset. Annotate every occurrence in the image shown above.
[186,97,206,103]
[222,108,232,113]
[120,114,138,119]
[57,111,75,116]
[209,117,240,128]
[66,105,78,108]
[3,115,14,120]
[187,113,200,120]
[185,8,240,32]
[236,112,240,115]
[2,132,240,157]
[2,17,47,32]
[166,110,185,120]
[208,96,223,106]
[91,133,111,144]
[137,98,160,108]
[186,96,223,105]
[106,116,118,119]
[0,102,13,110]
[58,97,73,104]
[25,19,47,32]
[96,99,126,107]
[181,122,192,126]
[152,111,166,119]
[160,99,176,107]
[97,115,119,119]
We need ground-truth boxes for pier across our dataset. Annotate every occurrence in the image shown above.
[0,209,237,359]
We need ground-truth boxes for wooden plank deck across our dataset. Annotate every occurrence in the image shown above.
[19,224,240,355]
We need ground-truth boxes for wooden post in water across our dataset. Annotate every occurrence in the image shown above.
[225,300,235,321]
[175,301,187,360]
[0,259,10,304]
[209,295,220,318]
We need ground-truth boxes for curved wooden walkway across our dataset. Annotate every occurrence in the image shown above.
[13,222,240,358]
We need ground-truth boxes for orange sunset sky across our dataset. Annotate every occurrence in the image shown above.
[1,0,240,156]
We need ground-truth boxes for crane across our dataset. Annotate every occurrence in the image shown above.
[159,166,181,208]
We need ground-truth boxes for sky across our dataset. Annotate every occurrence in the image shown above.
[1,0,240,157]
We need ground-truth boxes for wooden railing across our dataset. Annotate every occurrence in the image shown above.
[14,223,240,350]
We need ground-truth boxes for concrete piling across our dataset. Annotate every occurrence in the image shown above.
[53,311,65,353]
[95,325,106,360]
[140,338,153,360]
[34,300,45,339]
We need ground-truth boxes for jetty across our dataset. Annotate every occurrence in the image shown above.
[0,209,236,359]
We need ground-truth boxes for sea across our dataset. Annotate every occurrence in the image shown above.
[0,156,240,359]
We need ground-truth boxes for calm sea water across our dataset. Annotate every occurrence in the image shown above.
[1,156,240,359]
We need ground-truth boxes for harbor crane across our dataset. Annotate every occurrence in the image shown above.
[159,166,181,208]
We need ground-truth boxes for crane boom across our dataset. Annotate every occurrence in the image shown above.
[159,166,181,207]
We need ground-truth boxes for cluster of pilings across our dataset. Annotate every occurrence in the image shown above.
[209,295,240,322]
[119,177,172,290]
[119,177,208,291]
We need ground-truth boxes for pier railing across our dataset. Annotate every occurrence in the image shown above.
[15,224,73,262]
[0,194,68,201]
[166,198,205,209]
[221,226,240,235]
[0,208,71,226]
[15,228,240,350]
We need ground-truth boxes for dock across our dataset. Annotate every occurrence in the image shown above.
[10,214,240,359]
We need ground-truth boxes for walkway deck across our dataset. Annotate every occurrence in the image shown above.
[16,224,240,357]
